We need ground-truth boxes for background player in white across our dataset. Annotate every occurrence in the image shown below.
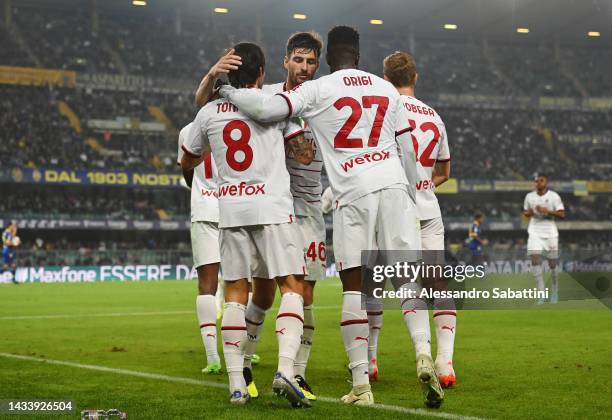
[379,51,457,389]
[523,174,565,304]
[177,123,222,375]
[181,42,313,407]
[195,32,325,401]
[218,27,443,408]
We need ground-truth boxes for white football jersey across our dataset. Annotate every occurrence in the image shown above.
[278,69,409,207]
[523,190,564,237]
[399,95,450,220]
[263,82,323,217]
[177,123,219,223]
[183,96,303,228]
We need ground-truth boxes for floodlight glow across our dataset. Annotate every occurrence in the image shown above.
[370,19,383,25]
[214,7,229,14]
[132,0,146,6]
[293,13,307,20]
[516,27,530,34]
[444,24,458,30]
[588,31,601,37]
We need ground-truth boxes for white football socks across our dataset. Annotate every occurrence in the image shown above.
[366,297,383,363]
[294,304,314,378]
[275,292,304,379]
[551,265,559,300]
[341,291,369,387]
[400,287,432,357]
[221,302,247,393]
[244,301,267,369]
[533,264,545,293]
[433,309,456,364]
[196,295,220,365]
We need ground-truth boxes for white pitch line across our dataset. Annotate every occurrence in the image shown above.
[0,352,486,420]
[0,306,342,321]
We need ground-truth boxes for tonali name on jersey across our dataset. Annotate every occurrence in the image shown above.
[183,98,303,228]
[263,82,323,217]
[177,122,219,223]
[277,69,409,207]
[400,95,450,220]
[523,190,564,237]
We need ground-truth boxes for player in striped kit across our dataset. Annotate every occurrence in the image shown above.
[182,42,314,407]
[195,32,325,401]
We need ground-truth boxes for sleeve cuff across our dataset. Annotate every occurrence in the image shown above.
[436,158,451,163]
[181,144,200,159]
[395,127,412,136]
[276,93,293,118]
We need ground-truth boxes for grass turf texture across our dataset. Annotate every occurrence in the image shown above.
[1,278,610,419]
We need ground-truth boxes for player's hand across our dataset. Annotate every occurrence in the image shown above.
[535,205,549,216]
[207,49,242,79]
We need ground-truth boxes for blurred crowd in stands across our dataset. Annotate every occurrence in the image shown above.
[4,6,612,97]
[1,83,610,179]
[0,187,189,221]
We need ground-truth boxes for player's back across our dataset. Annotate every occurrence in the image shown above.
[399,95,450,220]
[195,97,299,228]
[281,69,408,207]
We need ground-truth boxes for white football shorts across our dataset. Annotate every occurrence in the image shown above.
[297,214,327,281]
[420,217,445,265]
[333,186,421,271]
[527,234,559,259]
[190,221,221,268]
[219,222,306,281]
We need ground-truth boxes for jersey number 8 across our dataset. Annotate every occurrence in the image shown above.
[223,120,253,171]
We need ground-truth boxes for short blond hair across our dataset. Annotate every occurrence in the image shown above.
[383,51,417,88]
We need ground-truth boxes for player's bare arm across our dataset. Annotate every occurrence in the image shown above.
[535,206,565,219]
[432,160,450,187]
[286,133,314,165]
[219,85,290,122]
[195,49,242,107]
[182,168,195,188]
[181,151,205,172]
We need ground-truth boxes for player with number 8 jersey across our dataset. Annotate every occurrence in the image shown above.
[182,42,313,408]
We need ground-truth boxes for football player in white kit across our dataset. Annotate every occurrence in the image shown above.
[181,42,314,408]
[218,27,444,408]
[195,32,325,401]
[523,174,565,304]
[374,51,457,389]
[177,123,223,376]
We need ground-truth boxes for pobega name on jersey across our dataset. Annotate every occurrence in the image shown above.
[183,96,303,228]
[399,95,450,220]
[523,190,564,237]
[262,82,323,217]
[277,69,410,207]
[177,122,219,223]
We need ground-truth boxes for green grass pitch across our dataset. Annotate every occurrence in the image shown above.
[1,278,610,419]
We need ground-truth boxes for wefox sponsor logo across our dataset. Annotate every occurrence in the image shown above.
[218,182,266,197]
[416,179,435,191]
[341,151,390,172]
[200,188,218,198]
